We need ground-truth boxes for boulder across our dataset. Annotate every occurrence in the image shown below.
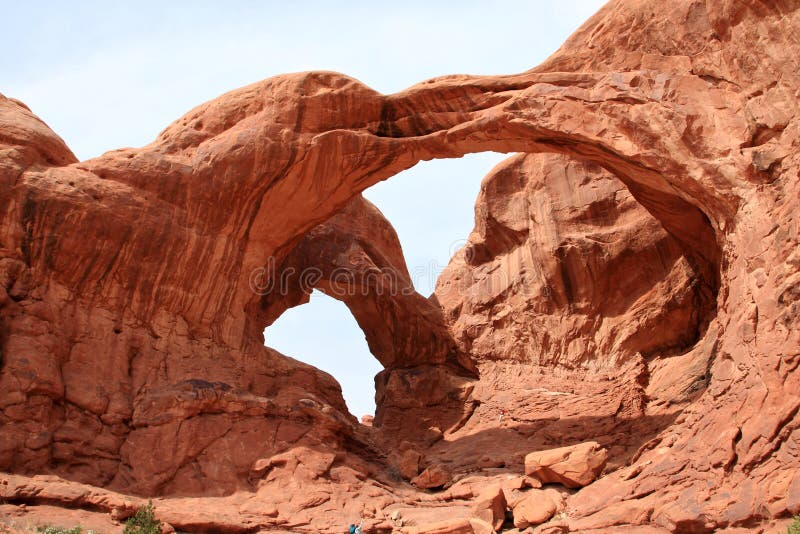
[397,448,423,480]
[390,441,424,481]
[403,518,495,534]
[524,442,607,488]
[512,490,557,528]
[411,464,451,489]
[471,484,507,531]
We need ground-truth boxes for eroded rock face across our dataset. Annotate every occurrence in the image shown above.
[437,152,711,370]
[1,0,799,532]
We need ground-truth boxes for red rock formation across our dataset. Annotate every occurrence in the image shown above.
[1,0,799,532]
[437,152,711,370]
[257,194,477,437]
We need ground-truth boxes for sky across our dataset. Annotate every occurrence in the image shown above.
[3,0,606,418]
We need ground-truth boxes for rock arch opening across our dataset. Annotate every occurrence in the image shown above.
[363,152,509,296]
[254,143,720,443]
[263,290,382,419]
[255,190,477,437]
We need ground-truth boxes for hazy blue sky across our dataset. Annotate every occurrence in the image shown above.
[4,0,606,417]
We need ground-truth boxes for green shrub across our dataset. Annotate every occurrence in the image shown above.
[788,516,800,534]
[123,501,162,534]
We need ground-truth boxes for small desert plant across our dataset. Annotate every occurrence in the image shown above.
[123,501,162,534]
[37,527,84,534]
[788,515,800,534]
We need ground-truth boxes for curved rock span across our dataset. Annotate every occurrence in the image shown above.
[1,0,799,532]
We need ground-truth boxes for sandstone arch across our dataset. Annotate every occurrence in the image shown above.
[1,0,798,531]
[258,194,477,437]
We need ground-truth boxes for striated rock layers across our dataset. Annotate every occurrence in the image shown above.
[1,0,799,532]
